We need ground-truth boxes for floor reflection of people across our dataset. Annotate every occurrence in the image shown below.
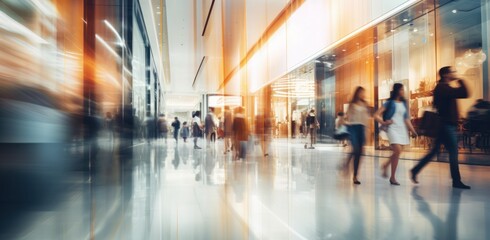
[155,142,168,166]
[181,143,189,165]
[379,188,403,239]
[204,149,217,184]
[225,161,245,203]
[192,148,201,168]
[411,187,461,240]
[172,145,180,169]
[343,189,366,239]
[315,163,335,239]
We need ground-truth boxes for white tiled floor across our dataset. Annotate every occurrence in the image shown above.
[7,138,490,239]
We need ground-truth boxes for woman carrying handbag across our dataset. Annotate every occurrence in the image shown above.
[374,83,417,185]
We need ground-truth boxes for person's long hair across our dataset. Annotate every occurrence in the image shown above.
[350,86,366,104]
[389,83,406,102]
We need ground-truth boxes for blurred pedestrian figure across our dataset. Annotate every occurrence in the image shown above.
[171,117,181,143]
[411,66,471,189]
[301,111,307,138]
[291,118,297,139]
[144,112,156,144]
[158,114,168,143]
[233,107,249,160]
[467,99,490,118]
[255,114,272,157]
[218,116,224,139]
[133,112,143,141]
[205,107,217,148]
[192,111,203,149]
[181,121,190,142]
[223,106,233,154]
[375,83,417,185]
[334,112,349,146]
[305,109,319,149]
[344,86,370,185]
[105,112,114,141]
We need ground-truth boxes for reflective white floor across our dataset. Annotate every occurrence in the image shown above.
[6,138,490,240]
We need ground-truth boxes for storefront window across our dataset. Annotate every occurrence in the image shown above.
[375,9,436,149]
[269,64,315,138]
[132,15,147,121]
[436,0,486,115]
[255,0,490,155]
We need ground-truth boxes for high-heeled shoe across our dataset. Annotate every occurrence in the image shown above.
[353,178,361,185]
[390,179,400,185]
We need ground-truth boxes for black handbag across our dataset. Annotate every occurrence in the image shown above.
[193,122,203,137]
[419,110,440,138]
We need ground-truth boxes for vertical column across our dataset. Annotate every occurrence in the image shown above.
[315,62,324,141]
[482,0,490,100]
[121,0,134,150]
[83,0,96,122]
[373,28,380,149]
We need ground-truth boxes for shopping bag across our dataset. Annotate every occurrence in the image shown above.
[419,110,440,138]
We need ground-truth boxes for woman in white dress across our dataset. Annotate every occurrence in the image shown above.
[375,83,417,185]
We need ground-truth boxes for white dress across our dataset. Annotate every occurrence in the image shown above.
[386,102,410,145]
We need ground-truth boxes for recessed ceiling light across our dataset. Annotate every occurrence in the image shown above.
[413,28,418,32]
[452,9,457,13]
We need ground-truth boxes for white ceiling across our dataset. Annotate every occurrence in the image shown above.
[165,0,199,93]
[163,0,202,112]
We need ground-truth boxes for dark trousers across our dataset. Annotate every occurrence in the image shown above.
[348,124,365,177]
[173,129,179,141]
[412,123,461,183]
[309,128,316,146]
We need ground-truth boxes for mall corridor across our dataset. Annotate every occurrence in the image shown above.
[2,0,490,239]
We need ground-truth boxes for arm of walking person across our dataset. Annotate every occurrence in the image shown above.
[344,104,353,125]
[374,105,393,125]
[444,79,469,99]
[405,119,418,137]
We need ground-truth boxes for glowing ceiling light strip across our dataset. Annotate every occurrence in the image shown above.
[104,19,124,46]
[289,0,420,71]
[95,34,119,58]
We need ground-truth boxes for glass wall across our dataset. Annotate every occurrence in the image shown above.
[132,15,147,123]
[436,0,486,116]
[311,0,490,153]
[0,0,161,144]
[267,64,315,138]
[374,4,437,149]
[263,0,490,155]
